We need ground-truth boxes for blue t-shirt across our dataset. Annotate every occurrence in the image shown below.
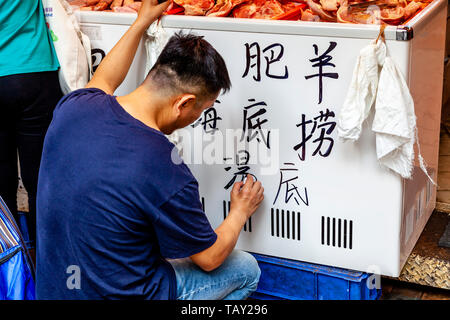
[36,88,217,300]
[0,0,59,77]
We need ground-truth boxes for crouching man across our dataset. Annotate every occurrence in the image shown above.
[36,0,263,300]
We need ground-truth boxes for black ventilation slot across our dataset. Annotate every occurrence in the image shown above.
[201,197,205,212]
[270,208,301,241]
[223,200,227,220]
[223,200,251,232]
[321,216,353,250]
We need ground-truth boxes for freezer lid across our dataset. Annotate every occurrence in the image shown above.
[75,0,446,41]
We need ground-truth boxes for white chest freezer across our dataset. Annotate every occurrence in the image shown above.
[76,0,447,277]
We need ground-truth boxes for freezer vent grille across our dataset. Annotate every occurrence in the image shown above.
[426,176,434,206]
[223,201,252,232]
[270,208,301,241]
[415,191,422,222]
[321,216,353,250]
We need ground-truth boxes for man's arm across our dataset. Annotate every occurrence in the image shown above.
[190,175,264,272]
[85,0,170,94]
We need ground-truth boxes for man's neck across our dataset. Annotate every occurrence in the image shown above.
[115,86,162,131]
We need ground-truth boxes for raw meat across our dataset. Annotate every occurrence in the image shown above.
[305,0,336,21]
[233,0,285,19]
[301,8,320,20]
[112,5,137,12]
[174,0,215,15]
[111,0,124,6]
[94,0,113,11]
[207,0,248,17]
[69,0,429,25]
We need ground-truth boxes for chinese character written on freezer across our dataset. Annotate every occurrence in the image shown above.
[242,42,289,82]
[241,99,271,149]
[191,101,222,134]
[91,48,106,73]
[304,42,339,104]
[273,162,309,207]
[293,108,336,161]
[223,150,258,190]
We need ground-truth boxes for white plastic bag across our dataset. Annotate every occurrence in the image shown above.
[43,0,92,94]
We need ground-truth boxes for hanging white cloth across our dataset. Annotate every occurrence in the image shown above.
[371,56,416,179]
[337,26,436,184]
[337,38,386,141]
[144,19,170,75]
[372,55,436,184]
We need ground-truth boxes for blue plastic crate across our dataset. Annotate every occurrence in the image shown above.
[250,253,381,300]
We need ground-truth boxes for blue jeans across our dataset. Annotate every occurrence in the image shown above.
[168,250,261,300]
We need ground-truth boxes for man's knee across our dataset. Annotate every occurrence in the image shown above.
[227,250,261,288]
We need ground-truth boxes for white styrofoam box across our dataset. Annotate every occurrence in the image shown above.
[77,0,447,277]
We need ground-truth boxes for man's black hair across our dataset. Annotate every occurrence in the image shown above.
[147,32,231,100]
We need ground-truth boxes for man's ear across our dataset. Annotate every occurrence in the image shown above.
[173,94,197,116]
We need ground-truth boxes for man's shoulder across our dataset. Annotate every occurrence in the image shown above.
[60,87,108,102]
[56,87,109,110]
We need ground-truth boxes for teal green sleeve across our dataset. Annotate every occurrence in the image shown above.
[0,0,60,77]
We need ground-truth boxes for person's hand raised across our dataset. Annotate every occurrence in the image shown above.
[136,0,171,29]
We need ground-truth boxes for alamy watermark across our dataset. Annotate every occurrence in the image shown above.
[366,265,382,291]
[170,128,280,176]
[66,265,81,290]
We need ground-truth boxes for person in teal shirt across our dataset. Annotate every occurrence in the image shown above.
[0,0,63,257]
[0,0,59,76]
